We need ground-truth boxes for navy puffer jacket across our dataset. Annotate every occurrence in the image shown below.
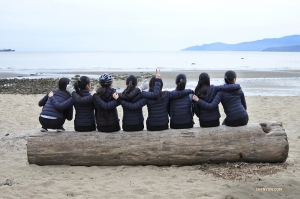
[197,87,247,122]
[194,84,241,121]
[72,89,95,127]
[169,90,193,125]
[120,89,192,127]
[38,89,73,120]
[93,87,119,127]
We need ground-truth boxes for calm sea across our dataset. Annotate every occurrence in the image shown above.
[0,51,300,96]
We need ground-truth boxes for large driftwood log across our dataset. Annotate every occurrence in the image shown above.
[27,121,288,166]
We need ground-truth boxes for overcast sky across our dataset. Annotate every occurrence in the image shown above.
[1,0,300,51]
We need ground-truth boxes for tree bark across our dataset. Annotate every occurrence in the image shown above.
[27,121,289,166]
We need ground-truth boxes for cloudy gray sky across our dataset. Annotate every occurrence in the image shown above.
[1,0,300,51]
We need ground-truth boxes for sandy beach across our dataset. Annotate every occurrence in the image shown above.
[0,71,300,198]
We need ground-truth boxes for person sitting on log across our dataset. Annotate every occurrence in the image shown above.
[168,74,194,129]
[67,76,96,132]
[192,72,241,127]
[89,73,122,132]
[113,69,193,131]
[38,78,74,132]
[192,70,248,127]
[92,72,161,132]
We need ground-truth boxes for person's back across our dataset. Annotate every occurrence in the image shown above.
[72,76,96,132]
[38,78,73,132]
[146,91,169,130]
[94,73,120,132]
[39,89,73,120]
[219,89,247,123]
[169,74,194,129]
[119,75,146,131]
[197,85,221,123]
[74,89,95,128]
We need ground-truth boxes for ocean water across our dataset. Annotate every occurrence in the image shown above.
[0,51,300,96]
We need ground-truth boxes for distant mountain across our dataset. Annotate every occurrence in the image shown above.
[182,35,300,51]
[262,45,300,52]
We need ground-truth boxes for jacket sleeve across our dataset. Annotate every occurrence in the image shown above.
[140,80,161,99]
[65,106,73,121]
[118,98,148,110]
[197,92,222,110]
[49,96,74,111]
[239,90,247,110]
[168,89,192,100]
[213,84,241,92]
[118,88,141,100]
[72,92,94,104]
[38,93,49,106]
[93,95,119,110]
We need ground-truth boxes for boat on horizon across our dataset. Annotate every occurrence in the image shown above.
[0,49,15,52]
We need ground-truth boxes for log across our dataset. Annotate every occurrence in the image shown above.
[27,121,289,166]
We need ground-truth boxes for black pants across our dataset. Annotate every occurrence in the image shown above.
[147,124,168,131]
[122,123,144,132]
[170,121,194,129]
[97,124,120,133]
[75,125,96,132]
[39,116,65,130]
[200,119,220,128]
[223,115,249,127]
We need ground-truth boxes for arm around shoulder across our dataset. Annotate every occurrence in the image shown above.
[197,92,222,110]
[50,96,74,111]
[38,93,49,106]
[72,92,94,104]
[93,94,119,110]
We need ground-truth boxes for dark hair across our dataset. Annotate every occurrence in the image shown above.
[175,74,186,91]
[195,72,210,99]
[122,75,137,95]
[224,70,236,84]
[74,76,90,97]
[149,76,164,100]
[58,78,70,91]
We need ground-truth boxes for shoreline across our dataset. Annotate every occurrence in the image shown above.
[1,69,300,79]
[1,70,300,96]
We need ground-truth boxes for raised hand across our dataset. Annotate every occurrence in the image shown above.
[156,69,161,79]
